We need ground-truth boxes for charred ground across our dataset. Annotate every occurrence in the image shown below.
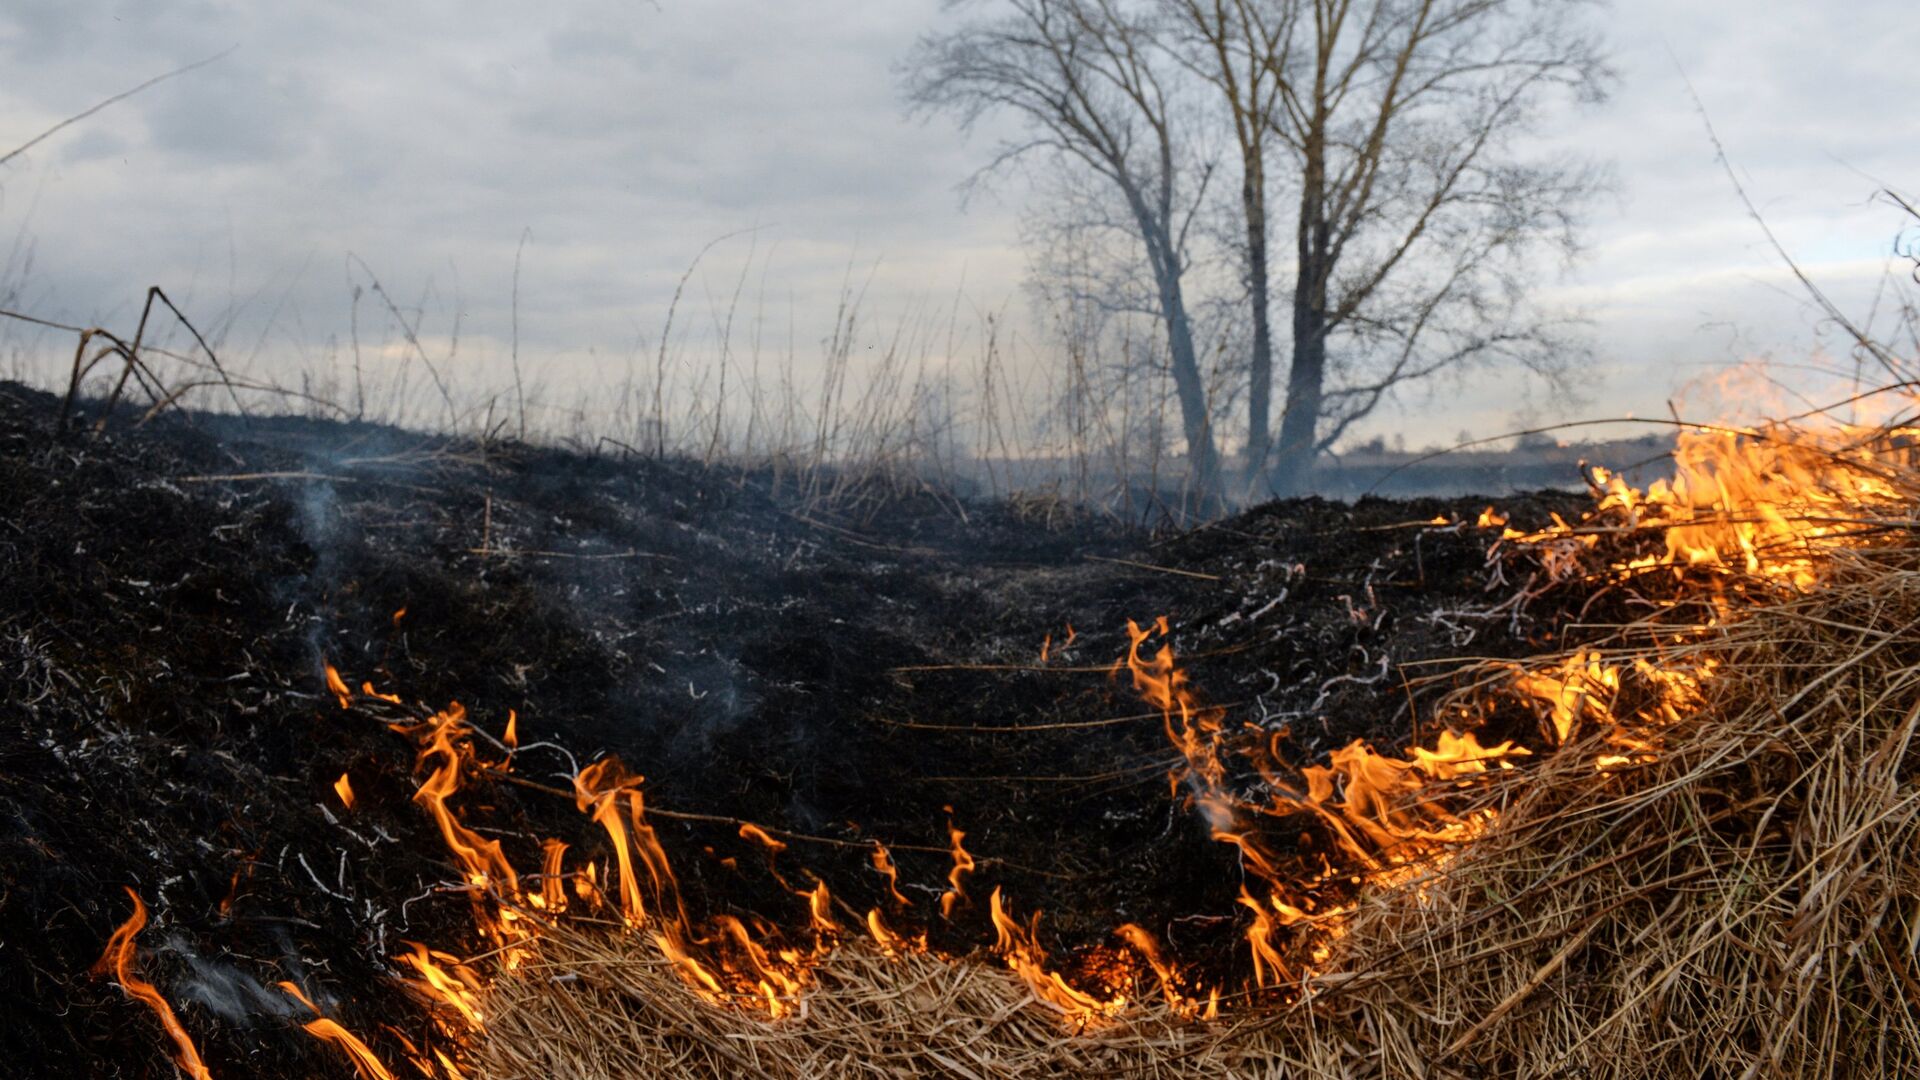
[0,380,1590,1077]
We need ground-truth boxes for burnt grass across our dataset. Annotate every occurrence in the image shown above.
[0,379,1592,1077]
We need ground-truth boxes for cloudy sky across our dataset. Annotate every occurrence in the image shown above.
[0,0,1914,449]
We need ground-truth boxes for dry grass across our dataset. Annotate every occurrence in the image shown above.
[1319,543,1920,1078]
[468,419,1920,1079]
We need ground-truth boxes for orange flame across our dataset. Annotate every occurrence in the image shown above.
[572,759,652,927]
[334,772,355,810]
[536,838,569,914]
[325,663,352,710]
[398,943,487,1032]
[738,822,787,853]
[360,680,404,705]
[1123,616,1529,982]
[93,888,213,1080]
[278,981,396,1080]
[869,841,910,907]
[938,814,975,919]
[865,908,916,956]
[988,888,1125,1022]
[405,705,522,919]
[1115,923,1194,1014]
[804,880,838,934]
[571,756,818,1014]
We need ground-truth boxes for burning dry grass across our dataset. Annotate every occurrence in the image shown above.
[462,414,1920,1078]
[1317,545,1920,1077]
[477,929,1294,1078]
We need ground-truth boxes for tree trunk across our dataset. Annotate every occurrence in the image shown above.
[1273,179,1330,495]
[1243,164,1274,484]
[1121,181,1221,500]
[1274,294,1326,493]
[1158,269,1221,499]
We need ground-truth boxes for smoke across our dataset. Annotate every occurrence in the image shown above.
[167,934,298,1024]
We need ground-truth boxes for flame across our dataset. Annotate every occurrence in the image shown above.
[869,841,909,907]
[866,908,908,954]
[804,880,838,934]
[573,759,651,927]
[988,888,1125,1022]
[1509,650,1621,744]
[398,943,487,1031]
[1499,419,1916,593]
[278,981,396,1080]
[93,888,213,1080]
[361,680,405,705]
[331,401,1916,1038]
[1040,623,1078,663]
[738,822,787,853]
[325,662,353,710]
[570,756,818,1015]
[334,772,356,809]
[1123,618,1528,982]
[938,813,975,919]
[402,704,523,946]
[355,591,1745,1033]
[1115,923,1194,1013]
[536,838,569,914]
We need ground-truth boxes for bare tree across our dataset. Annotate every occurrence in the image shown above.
[1161,0,1298,478]
[905,0,1225,496]
[1249,0,1611,492]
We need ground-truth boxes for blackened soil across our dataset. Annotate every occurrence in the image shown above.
[0,381,1590,1077]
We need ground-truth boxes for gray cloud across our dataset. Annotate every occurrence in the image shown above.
[0,0,1913,447]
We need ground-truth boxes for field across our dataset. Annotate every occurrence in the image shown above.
[4,374,1918,1077]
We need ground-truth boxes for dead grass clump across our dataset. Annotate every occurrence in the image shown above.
[471,429,1920,1079]
[1319,542,1920,1077]
[478,930,1342,1078]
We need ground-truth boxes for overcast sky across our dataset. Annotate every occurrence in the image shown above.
[0,0,1915,448]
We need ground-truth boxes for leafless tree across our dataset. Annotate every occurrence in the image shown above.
[1161,0,1297,476]
[909,0,1607,500]
[904,0,1226,496]
[1242,0,1611,492]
